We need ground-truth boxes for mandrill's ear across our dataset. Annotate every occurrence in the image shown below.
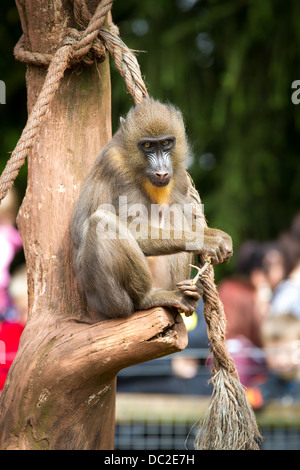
[119,116,125,126]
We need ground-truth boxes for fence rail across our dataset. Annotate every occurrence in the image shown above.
[115,393,300,450]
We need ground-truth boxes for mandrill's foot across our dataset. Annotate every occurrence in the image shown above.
[137,281,203,317]
[175,279,203,316]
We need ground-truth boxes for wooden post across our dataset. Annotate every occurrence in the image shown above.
[0,1,187,450]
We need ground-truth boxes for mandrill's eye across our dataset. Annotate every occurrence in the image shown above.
[138,140,154,153]
[161,140,169,146]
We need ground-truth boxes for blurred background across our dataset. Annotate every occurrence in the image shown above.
[1,0,300,450]
[2,0,300,271]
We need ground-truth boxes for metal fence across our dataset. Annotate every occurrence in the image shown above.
[115,420,198,450]
[115,343,300,451]
[115,393,300,450]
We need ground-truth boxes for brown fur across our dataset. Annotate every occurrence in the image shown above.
[70,98,232,320]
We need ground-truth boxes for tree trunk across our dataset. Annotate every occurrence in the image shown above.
[0,1,187,450]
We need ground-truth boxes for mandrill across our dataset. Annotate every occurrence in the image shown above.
[70,97,232,320]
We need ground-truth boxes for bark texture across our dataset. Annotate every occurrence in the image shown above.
[0,1,187,450]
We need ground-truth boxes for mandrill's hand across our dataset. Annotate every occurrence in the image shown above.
[200,227,233,265]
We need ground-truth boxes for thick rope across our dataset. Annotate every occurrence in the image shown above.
[188,177,239,378]
[0,0,147,203]
[99,28,148,105]
[195,260,261,449]
[188,175,261,449]
[0,40,74,202]
[70,1,148,103]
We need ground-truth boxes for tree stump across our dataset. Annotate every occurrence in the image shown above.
[0,1,188,450]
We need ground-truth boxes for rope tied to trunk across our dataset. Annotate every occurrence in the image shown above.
[0,0,147,203]
[0,0,261,450]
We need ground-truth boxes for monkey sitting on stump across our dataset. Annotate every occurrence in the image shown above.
[70,98,232,321]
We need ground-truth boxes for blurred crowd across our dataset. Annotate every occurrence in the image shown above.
[218,213,300,409]
[118,211,300,410]
[0,189,27,391]
[1,187,300,412]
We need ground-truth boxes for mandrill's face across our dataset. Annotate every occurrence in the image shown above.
[138,135,175,188]
[120,97,189,205]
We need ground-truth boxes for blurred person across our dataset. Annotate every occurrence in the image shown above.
[261,242,286,293]
[271,212,300,318]
[0,264,28,391]
[246,313,300,409]
[8,264,28,326]
[0,188,23,321]
[219,240,272,347]
[217,240,285,386]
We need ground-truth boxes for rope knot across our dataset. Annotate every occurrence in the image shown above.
[61,27,106,66]
[14,0,113,68]
[1,0,147,204]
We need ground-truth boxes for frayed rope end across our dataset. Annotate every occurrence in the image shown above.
[195,368,262,450]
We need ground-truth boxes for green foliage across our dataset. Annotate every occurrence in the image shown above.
[1,0,300,279]
[110,0,300,278]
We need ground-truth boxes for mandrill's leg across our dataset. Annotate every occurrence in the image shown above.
[79,210,201,319]
[79,209,152,320]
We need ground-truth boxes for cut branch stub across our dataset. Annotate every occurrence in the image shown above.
[0,308,187,450]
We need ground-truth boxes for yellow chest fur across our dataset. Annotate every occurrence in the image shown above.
[142,179,174,206]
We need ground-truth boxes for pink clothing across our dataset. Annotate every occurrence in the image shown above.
[0,225,22,311]
[0,321,24,390]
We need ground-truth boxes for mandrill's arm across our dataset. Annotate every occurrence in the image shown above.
[133,223,232,265]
